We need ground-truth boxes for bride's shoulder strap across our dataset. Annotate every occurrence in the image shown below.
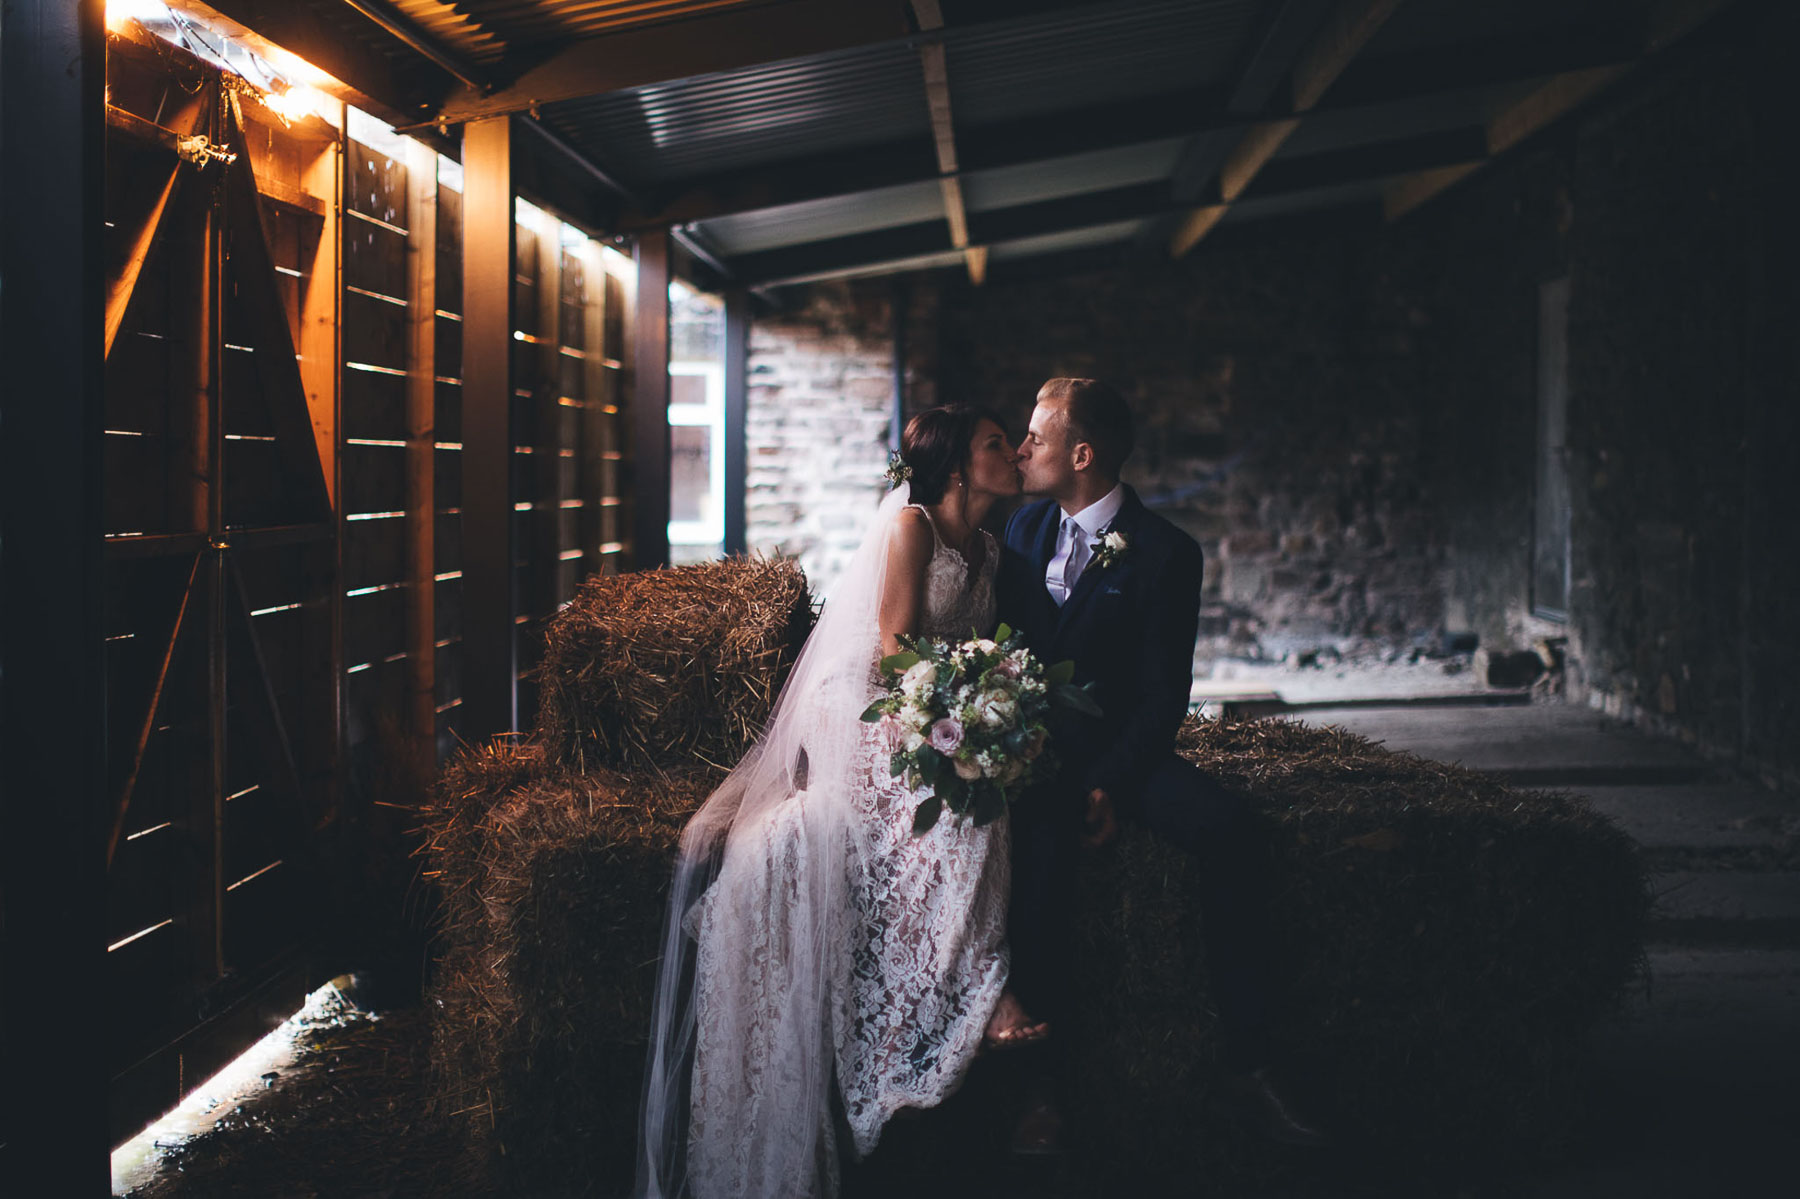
[900,503,941,544]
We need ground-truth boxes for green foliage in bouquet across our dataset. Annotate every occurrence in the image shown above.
[860,622,1099,833]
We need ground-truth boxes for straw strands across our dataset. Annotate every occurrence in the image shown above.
[419,557,1646,1194]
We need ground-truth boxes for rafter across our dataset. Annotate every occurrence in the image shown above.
[1169,0,1405,259]
[735,125,1484,285]
[910,0,984,285]
[1383,0,1737,220]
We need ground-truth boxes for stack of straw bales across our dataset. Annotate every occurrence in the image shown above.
[1066,718,1648,1191]
[418,558,813,1193]
[422,557,1646,1195]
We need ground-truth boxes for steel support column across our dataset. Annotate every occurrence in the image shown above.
[632,229,672,569]
[723,288,750,556]
[460,117,518,737]
[0,0,108,1189]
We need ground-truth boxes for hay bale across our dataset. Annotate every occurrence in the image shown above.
[1067,715,1649,1192]
[534,557,813,772]
[422,710,1645,1196]
[417,750,723,1194]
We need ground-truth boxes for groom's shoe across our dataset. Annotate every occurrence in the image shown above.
[1216,1067,1332,1148]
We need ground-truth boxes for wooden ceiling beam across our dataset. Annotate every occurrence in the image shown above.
[1169,0,1405,259]
[1383,0,1737,221]
[909,0,984,285]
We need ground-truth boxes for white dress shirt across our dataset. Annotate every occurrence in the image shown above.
[1045,482,1126,606]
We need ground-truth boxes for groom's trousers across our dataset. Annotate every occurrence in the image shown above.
[1008,753,1276,1071]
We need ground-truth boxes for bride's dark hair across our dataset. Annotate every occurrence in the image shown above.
[900,404,1006,505]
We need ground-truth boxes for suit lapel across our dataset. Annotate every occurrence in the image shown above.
[1030,501,1060,577]
[1054,487,1143,635]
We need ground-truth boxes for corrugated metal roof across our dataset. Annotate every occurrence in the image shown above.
[221,0,1677,282]
[422,0,771,55]
[962,139,1185,213]
[945,0,1260,127]
[545,40,930,185]
[696,180,946,256]
[388,0,508,64]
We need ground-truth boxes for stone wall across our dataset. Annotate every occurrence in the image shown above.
[739,7,1800,781]
[931,230,1445,668]
[745,281,896,598]
[1404,8,1800,783]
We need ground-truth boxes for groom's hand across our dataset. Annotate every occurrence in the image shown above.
[1082,788,1118,849]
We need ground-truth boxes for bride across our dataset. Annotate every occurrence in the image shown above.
[636,405,1046,1198]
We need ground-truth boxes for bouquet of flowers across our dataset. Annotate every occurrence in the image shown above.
[862,623,1100,833]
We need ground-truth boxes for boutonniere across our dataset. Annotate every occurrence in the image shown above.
[1090,529,1131,569]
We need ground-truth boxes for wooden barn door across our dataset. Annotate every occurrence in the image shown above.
[103,34,342,1144]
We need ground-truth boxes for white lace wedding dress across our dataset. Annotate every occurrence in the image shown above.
[681,507,1009,1198]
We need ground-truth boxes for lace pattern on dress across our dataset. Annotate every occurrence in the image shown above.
[685,510,1008,1195]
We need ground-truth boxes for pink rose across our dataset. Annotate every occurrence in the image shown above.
[952,755,983,781]
[928,716,964,755]
[878,713,906,750]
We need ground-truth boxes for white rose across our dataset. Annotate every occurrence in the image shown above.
[904,731,926,753]
[974,690,1016,729]
[1104,531,1128,552]
[952,755,982,780]
[900,660,936,699]
[974,638,998,655]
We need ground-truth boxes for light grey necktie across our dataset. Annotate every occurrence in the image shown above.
[1048,516,1080,606]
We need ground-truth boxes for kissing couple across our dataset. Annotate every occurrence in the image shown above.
[636,379,1324,1199]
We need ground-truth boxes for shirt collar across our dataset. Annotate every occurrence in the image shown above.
[1065,482,1126,539]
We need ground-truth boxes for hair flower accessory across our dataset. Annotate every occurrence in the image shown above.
[884,451,913,488]
[1090,528,1131,569]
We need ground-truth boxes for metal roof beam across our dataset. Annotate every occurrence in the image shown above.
[433,0,907,125]
[731,124,1485,286]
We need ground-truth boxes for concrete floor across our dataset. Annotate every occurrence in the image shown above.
[1290,702,1800,1198]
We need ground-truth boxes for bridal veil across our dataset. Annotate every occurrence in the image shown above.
[634,485,913,1199]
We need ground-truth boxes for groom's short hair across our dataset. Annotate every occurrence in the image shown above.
[1038,378,1134,476]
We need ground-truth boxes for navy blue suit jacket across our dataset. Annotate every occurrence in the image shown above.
[998,485,1203,811]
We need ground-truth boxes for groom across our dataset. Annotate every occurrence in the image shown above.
[996,377,1326,1150]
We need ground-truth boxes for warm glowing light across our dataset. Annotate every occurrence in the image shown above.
[106,0,167,33]
[515,197,550,235]
[259,84,331,126]
[259,43,337,92]
[602,244,637,288]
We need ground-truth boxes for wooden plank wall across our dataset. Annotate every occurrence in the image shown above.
[98,22,636,1145]
[510,211,630,723]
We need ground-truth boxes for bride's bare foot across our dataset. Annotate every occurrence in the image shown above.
[983,989,1050,1051]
